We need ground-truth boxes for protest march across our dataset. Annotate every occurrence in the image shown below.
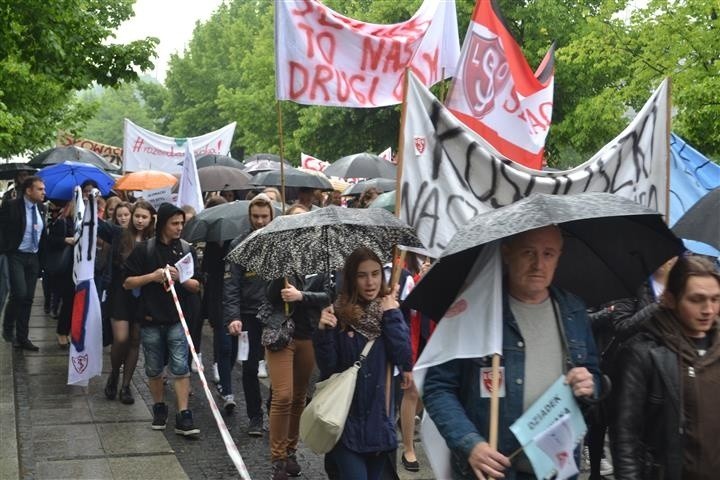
[1,1,719,479]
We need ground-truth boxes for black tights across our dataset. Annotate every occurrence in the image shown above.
[109,319,141,387]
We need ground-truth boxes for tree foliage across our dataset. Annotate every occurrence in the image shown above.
[75,0,719,166]
[0,0,157,157]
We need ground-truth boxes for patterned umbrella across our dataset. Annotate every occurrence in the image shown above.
[226,206,422,279]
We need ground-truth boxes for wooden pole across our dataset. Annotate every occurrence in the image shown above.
[276,101,287,214]
[489,354,501,449]
[664,77,672,225]
[386,248,408,415]
[394,69,411,218]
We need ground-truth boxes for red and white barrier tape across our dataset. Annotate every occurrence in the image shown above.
[164,268,251,480]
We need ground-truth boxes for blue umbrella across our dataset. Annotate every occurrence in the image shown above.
[37,161,115,200]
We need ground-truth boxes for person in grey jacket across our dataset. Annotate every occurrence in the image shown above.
[224,194,275,436]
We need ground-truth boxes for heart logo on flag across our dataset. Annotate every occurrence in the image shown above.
[463,32,511,119]
[414,136,426,155]
[445,299,468,317]
[556,451,569,468]
[71,354,89,374]
[482,368,504,393]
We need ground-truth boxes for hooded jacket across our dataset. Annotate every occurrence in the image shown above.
[611,308,720,480]
[124,203,199,325]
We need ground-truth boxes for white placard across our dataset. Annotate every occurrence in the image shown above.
[174,252,194,284]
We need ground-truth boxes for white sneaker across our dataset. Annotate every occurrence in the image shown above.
[211,362,220,383]
[258,360,268,378]
[191,353,203,373]
[600,458,614,476]
[581,446,590,472]
[223,394,236,414]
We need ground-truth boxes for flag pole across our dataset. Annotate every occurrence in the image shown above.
[276,101,287,214]
[664,77,672,224]
[394,69,411,217]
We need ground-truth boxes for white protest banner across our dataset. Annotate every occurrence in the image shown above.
[446,0,555,169]
[414,243,503,479]
[68,188,103,386]
[139,187,173,210]
[176,140,205,214]
[275,0,460,107]
[301,152,330,172]
[401,72,669,258]
[123,119,236,174]
[174,252,194,284]
[509,376,586,480]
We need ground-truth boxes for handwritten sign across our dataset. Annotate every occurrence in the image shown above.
[510,376,586,479]
[174,252,194,284]
[275,0,460,107]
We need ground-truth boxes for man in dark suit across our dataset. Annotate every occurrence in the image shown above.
[0,175,46,350]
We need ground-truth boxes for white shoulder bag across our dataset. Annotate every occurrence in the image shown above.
[299,339,375,454]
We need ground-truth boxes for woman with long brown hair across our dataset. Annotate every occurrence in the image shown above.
[314,246,413,480]
[104,200,155,404]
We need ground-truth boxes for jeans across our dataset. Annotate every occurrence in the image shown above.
[241,314,263,420]
[329,442,387,480]
[214,322,238,395]
[141,323,189,378]
[266,338,315,461]
[4,252,40,342]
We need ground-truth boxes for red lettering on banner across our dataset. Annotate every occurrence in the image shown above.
[503,87,520,114]
[361,38,385,71]
[421,47,440,84]
[367,76,380,106]
[318,10,342,29]
[289,61,309,99]
[291,0,313,16]
[337,71,351,102]
[349,74,367,104]
[298,23,315,58]
[310,64,333,101]
[316,31,336,63]
[521,108,549,135]
[383,41,403,73]
[539,102,553,127]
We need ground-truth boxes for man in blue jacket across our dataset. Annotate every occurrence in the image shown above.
[423,226,600,480]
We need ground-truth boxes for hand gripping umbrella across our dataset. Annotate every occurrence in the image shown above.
[404,192,685,317]
[225,206,422,280]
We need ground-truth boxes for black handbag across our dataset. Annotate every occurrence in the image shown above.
[45,245,73,276]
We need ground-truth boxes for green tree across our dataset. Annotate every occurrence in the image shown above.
[0,0,157,157]
[77,80,160,146]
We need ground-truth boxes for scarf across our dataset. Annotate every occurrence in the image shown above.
[334,294,383,340]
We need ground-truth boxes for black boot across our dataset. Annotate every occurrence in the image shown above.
[104,373,118,400]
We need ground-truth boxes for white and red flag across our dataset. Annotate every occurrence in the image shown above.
[378,147,393,163]
[445,0,555,169]
[275,0,460,107]
[301,152,330,172]
[68,187,103,386]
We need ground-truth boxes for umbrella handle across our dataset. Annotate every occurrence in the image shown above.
[389,248,407,293]
[284,277,290,316]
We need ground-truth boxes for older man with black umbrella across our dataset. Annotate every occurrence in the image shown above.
[407,192,684,480]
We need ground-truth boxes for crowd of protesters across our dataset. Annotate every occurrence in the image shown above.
[1,169,719,480]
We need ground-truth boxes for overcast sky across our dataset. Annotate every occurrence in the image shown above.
[113,0,226,82]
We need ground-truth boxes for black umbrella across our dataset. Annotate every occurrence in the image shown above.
[0,163,37,180]
[672,187,720,250]
[342,178,396,196]
[226,205,422,279]
[29,146,120,173]
[324,153,397,179]
[196,154,245,170]
[242,154,292,175]
[252,166,334,191]
[182,200,284,243]
[197,165,253,192]
[404,192,685,318]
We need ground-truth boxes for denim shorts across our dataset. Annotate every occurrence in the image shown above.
[141,322,189,378]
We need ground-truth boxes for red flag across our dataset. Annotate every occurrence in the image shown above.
[446,0,554,169]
